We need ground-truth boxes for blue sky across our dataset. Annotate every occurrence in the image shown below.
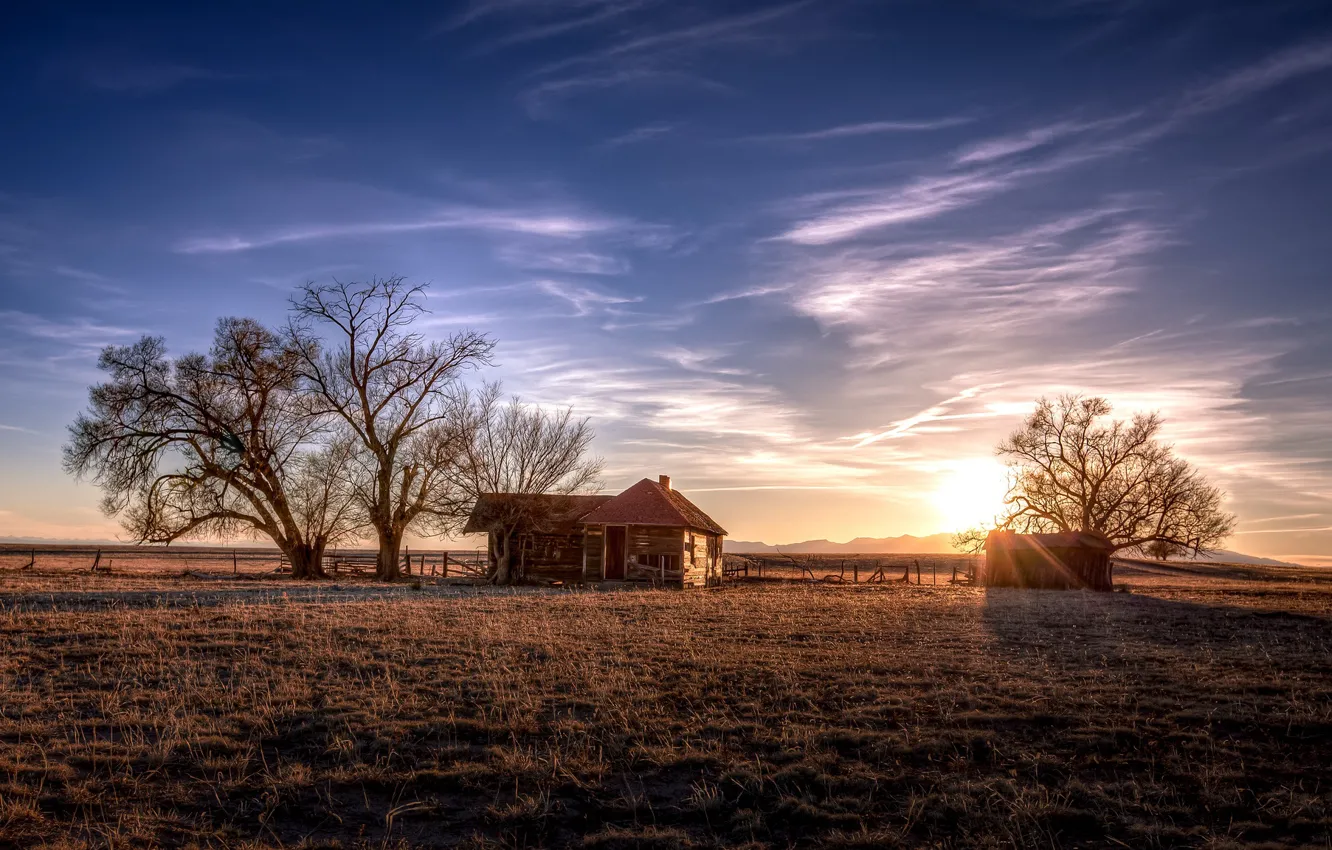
[2,1,1331,562]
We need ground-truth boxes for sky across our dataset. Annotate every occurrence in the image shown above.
[1,1,1331,564]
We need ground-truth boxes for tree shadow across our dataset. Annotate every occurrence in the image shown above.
[979,583,1330,675]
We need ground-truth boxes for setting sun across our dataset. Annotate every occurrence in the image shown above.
[931,458,1011,532]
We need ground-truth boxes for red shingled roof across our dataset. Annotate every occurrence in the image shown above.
[579,478,727,535]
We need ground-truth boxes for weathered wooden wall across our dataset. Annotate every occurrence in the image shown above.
[682,531,723,587]
[498,529,587,583]
[622,526,686,584]
[983,540,1112,591]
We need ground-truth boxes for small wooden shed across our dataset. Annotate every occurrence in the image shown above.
[462,475,727,588]
[983,530,1114,591]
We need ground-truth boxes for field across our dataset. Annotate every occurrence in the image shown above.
[1,555,1330,848]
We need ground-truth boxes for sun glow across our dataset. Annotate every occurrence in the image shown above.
[931,458,1011,532]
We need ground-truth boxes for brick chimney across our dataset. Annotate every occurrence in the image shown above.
[658,474,671,490]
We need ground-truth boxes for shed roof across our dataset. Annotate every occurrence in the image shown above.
[462,493,612,535]
[579,478,727,535]
[985,530,1114,550]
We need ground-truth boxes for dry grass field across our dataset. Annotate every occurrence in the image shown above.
[1,556,1330,849]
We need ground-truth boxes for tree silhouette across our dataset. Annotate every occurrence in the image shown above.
[289,277,493,581]
[453,383,602,585]
[992,395,1236,554]
[64,319,360,578]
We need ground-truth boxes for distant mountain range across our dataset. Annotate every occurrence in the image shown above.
[1164,550,1298,567]
[725,534,957,554]
[724,535,1302,566]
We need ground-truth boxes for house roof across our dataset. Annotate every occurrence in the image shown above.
[462,493,612,534]
[579,478,727,535]
[985,530,1114,550]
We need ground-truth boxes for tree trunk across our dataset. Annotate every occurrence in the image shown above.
[376,527,403,581]
[491,532,514,585]
[372,527,402,586]
[288,540,328,580]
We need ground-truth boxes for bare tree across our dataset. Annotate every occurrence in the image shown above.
[63,319,361,578]
[992,395,1236,554]
[455,383,602,585]
[289,277,494,581]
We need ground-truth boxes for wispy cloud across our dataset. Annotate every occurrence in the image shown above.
[521,69,730,118]
[175,207,629,254]
[600,122,677,149]
[0,311,139,344]
[787,206,1163,342]
[534,1,810,78]
[953,118,1108,164]
[775,38,1332,246]
[848,385,1006,448]
[535,280,642,316]
[687,284,790,306]
[516,2,811,113]
[744,116,974,144]
[778,171,1013,245]
[1179,37,1332,120]
[65,56,238,95]
[444,0,660,50]
[497,244,630,274]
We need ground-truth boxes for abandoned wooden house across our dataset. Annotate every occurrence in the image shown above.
[982,530,1114,591]
[462,475,727,587]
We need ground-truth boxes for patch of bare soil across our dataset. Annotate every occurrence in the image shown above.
[0,573,1329,848]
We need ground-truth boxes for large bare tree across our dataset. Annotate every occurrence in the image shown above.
[986,394,1236,554]
[455,383,602,585]
[64,319,361,578]
[289,277,494,580]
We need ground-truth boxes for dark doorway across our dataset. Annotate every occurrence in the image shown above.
[605,526,626,580]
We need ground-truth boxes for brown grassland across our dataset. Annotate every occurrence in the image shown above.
[1,554,1330,849]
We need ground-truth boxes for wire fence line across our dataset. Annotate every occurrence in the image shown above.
[0,544,488,578]
[722,553,981,585]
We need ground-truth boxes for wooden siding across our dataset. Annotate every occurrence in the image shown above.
[983,534,1113,591]
[622,526,686,584]
[684,530,721,587]
[495,529,587,583]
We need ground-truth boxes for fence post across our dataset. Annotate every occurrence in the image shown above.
[933,561,936,585]
[92,549,101,571]
[853,561,858,583]
[915,559,921,585]
[233,550,238,576]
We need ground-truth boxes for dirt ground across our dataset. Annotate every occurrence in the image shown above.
[1,558,1329,848]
